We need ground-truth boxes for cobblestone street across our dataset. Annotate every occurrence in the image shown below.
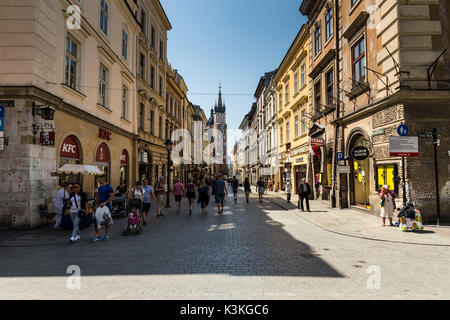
[1,190,449,300]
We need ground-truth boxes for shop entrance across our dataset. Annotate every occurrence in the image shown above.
[294,164,307,194]
[349,134,370,209]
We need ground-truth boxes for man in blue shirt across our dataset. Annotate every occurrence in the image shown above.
[214,174,228,214]
[91,175,114,242]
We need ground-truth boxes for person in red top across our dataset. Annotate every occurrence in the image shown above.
[173,178,185,213]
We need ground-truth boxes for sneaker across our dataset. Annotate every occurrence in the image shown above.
[89,236,101,243]
[74,235,80,241]
[103,236,109,241]
[69,236,74,243]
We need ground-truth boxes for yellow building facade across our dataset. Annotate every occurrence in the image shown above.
[274,24,310,194]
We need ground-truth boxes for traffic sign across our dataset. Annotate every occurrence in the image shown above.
[389,136,418,157]
[0,105,4,118]
[337,166,351,174]
[0,118,4,131]
[397,124,409,136]
[337,152,345,161]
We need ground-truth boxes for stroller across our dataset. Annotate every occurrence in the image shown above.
[123,199,143,236]
[111,195,128,218]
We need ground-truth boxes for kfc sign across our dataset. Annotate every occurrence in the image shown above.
[99,128,112,141]
[120,150,128,165]
[95,144,109,163]
[60,136,80,159]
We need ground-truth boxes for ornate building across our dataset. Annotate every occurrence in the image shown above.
[206,85,229,176]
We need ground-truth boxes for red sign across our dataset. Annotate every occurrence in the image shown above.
[99,128,112,141]
[60,136,80,159]
[120,150,128,165]
[311,138,324,146]
[95,144,109,163]
[40,132,55,146]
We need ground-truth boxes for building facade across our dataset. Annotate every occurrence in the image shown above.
[274,24,310,194]
[263,72,279,188]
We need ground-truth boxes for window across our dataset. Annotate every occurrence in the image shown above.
[65,36,78,90]
[315,25,321,56]
[272,97,276,116]
[301,110,306,135]
[170,97,173,115]
[294,72,299,93]
[286,121,290,142]
[159,76,163,96]
[159,116,163,138]
[280,124,284,145]
[139,103,145,131]
[151,26,156,49]
[314,81,321,112]
[295,115,299,138]
[122,30,128,60]
[100,0,109,35]
[279,93,282,111]
[99,65,108,106]
[150,66,155,89]
[325,7,333,41]
[326,69,334,106]
[285,85,289,104]
[351,0,359,7]
[166,94,169,112]
[139,53,145,80]
[301,64,306,87]
[352,36,366,86]
[160,41,164,60]
[150,110,154,135]
[140,10,146,35]
[122,86,128,119]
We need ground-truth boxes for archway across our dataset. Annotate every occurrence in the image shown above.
[59,135,83,186]
[349,134,370,208]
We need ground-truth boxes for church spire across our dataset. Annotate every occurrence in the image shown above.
[215,82,225,113]
[218,83,223,107]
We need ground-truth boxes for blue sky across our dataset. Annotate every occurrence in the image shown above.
[161,0,308,152]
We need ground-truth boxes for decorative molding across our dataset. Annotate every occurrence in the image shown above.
[343,11,369,40]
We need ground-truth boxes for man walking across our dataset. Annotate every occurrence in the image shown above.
[91,175,114,242]
[154,176,166,218]
[231,176,239,202]
[214,174,228,214]
[142,178,155,225]
[298,178,311,212]
[257,177,265,203]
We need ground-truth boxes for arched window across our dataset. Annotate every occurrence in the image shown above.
[59,135,82,185]
[120,150,129,188]
[95,143,110,187]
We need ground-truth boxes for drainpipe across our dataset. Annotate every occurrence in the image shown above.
[332,0,341,208]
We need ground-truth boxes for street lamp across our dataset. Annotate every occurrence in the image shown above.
[164,139,173,208]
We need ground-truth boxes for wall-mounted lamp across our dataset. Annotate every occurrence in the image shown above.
[32,102,55,120]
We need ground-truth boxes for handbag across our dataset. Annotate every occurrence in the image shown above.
[73,195,86,218]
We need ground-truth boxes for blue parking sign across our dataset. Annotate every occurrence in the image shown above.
[0,106,4,118]
[0,118,4,131]
[337,152,344,161]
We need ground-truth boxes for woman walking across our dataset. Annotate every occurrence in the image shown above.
[197,178,210,215]
[286,179,292,203]
[67,183,88,244]
[173,178,185,213]
[186,178,196,215]
[379,185,397,227]
[244,177,251,203]
[154,176,166,218]
[129,181,145,213]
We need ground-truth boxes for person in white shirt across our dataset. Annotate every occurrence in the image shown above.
[54,182,70,229]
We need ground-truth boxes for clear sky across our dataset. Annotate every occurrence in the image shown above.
[161,0,308,155]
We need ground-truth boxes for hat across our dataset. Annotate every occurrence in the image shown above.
[382,185,390,190]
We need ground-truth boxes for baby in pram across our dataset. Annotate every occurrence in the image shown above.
[128,204,140,230]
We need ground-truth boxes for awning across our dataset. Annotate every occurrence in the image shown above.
[57,164,103,175]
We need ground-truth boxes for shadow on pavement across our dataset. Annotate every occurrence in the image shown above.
[0,192,343,279]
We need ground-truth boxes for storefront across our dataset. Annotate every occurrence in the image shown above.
[58,135,83,186]
[349,134,371,209]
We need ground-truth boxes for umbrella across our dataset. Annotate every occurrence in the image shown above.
[57,164,103,175]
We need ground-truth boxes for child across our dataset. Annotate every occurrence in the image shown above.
[128,205,139,230]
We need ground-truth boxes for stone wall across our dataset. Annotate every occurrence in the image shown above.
[0,99,57,230]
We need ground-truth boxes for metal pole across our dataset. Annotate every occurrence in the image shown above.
[433,129,440,225]
[166,151,170,208]
[402,156,407,206]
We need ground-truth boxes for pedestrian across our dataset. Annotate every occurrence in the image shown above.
[268,179,273,192]
[115,182,128,196]
[90,175,114,242]
[129,181,145,214]
[154,176,166,218]
[286,179,292,203]
[298,178,311,212]
[214,174,228,214]
[198,178,210,214]
[257,177,265,203]
[244,177,251,203]
[54,182,70,229]
[142,178,155,225]
[173,178,184,213]
[379,185,397,227]
[186,178,196,215]
[231,176,239,202]
[67,183,88,244]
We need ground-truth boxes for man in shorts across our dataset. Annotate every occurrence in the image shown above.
[91,175,114,242]
[257,177,265,203]
[214,174,228,214]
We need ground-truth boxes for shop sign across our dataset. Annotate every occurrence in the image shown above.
[60,136,80,160]
[337,165,351,173]
[389,136,418,157]
[351,146,369,160]
[99,128,112,141]
[311,138,324,146]
[40,131,55,146]
[295,157,304,163]
[120,151,128,165]
[373,128,385,136]
[96,144,109,163]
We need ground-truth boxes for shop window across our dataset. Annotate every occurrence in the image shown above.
[95,143,110,188]
[376,164,398,194]
[120,150,129,188]
[59,135,82,186]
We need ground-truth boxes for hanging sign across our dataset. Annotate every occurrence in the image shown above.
[311,138,324,146]
[351,146,370,160]
[40,131,55,146]
[60,136,80,160]
[389,136,419,157]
